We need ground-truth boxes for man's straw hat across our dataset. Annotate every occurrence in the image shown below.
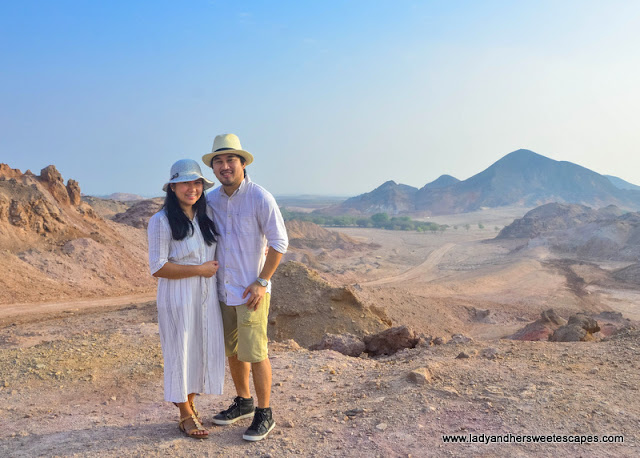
[202,133,254,167]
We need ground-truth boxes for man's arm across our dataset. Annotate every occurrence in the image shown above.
[242,248,283,311]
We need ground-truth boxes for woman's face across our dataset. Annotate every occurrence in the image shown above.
[171,180,204,209]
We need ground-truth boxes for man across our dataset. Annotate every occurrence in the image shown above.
[202,133,288,442]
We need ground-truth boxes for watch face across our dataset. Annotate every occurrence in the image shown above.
[257,278,268,287]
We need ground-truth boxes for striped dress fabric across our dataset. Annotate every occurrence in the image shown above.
[147,209,225,402]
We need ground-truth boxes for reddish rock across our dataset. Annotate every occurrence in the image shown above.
[309,333,365,357]
[511,309,567,341]
[363,325,420,356]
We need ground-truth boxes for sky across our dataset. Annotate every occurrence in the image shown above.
[1,0,639,198]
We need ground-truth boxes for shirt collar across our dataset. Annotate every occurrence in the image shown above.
[218,174,251,198]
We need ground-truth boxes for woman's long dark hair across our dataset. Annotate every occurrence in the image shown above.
[163,184,218,245]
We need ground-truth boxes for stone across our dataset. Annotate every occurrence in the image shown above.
[550,313,601,342]
[511,309,567,341]
[567,314,600,334]
[363,325,420,356]
[408,367,432,385]
[480,348,500,360]
[448,334,473,345]
[310,333,365,357]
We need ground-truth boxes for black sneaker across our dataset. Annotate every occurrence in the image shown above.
[242,407,275,441]
[212,396,255,425]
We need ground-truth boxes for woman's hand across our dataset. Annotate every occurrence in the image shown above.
[199,260,219,277]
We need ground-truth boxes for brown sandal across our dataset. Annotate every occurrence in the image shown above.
[190,400,200,422]
[173,400,201,422]
[179,414,209,440]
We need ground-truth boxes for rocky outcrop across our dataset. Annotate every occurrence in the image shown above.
[40,165,71,205]
[511,309,567,341]
[66,179,81,206]
[550,314,601,342]
[0,163,105,249]
[0,164,24,179]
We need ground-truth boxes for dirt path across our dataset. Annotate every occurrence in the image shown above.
[0,293,156,321]
[361,243,456,286]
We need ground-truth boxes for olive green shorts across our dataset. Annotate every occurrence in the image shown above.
[219,293,270,363]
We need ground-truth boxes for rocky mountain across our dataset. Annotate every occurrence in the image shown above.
[606,175,640,191]
[321,149,640,216]
[422,174,460,189]
[414,149,640,214]
[0,163,155,304]
[322,180,418,215]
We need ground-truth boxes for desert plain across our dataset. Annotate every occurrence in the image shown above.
[1,167,639,457]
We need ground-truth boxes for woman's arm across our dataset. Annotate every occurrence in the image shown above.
[153,260,218,279]
[148,212,218,279]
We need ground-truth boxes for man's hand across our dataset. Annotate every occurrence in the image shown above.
[199,261,219,278]
[242,281,267,311]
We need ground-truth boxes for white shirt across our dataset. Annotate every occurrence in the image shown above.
[207,176,288,306]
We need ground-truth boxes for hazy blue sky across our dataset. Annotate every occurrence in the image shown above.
[1,1,639,197]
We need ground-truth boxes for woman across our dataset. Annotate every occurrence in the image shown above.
[147,159,225,439]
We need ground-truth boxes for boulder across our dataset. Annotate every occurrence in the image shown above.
[549,313,601,342]
[511,309,567,341]
[408,367,432,385]
[309,333,365,357]
[363,325,420,356]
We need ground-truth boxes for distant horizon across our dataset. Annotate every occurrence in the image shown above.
[70,148,640,201]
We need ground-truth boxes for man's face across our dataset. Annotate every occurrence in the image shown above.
[211,153,245,189]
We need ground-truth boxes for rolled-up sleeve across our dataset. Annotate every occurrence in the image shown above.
[147,212,171,275]
[258,193,288,254]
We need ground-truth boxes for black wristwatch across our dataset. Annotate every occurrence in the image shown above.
[256,277,269,287]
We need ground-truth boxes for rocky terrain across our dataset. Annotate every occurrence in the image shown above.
[1,164,639,456]
[0,164,155,306]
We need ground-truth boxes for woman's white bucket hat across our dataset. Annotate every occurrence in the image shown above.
[202,133,254,167]
[162,159,214,192]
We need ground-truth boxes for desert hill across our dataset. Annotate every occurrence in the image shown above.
[322,149,640,216]
[104,192,147,201]
[497,203,640,262]
[112,198,163,228]
[0,164,154,304]
[324,180,419,215]
[81,196,134,219]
